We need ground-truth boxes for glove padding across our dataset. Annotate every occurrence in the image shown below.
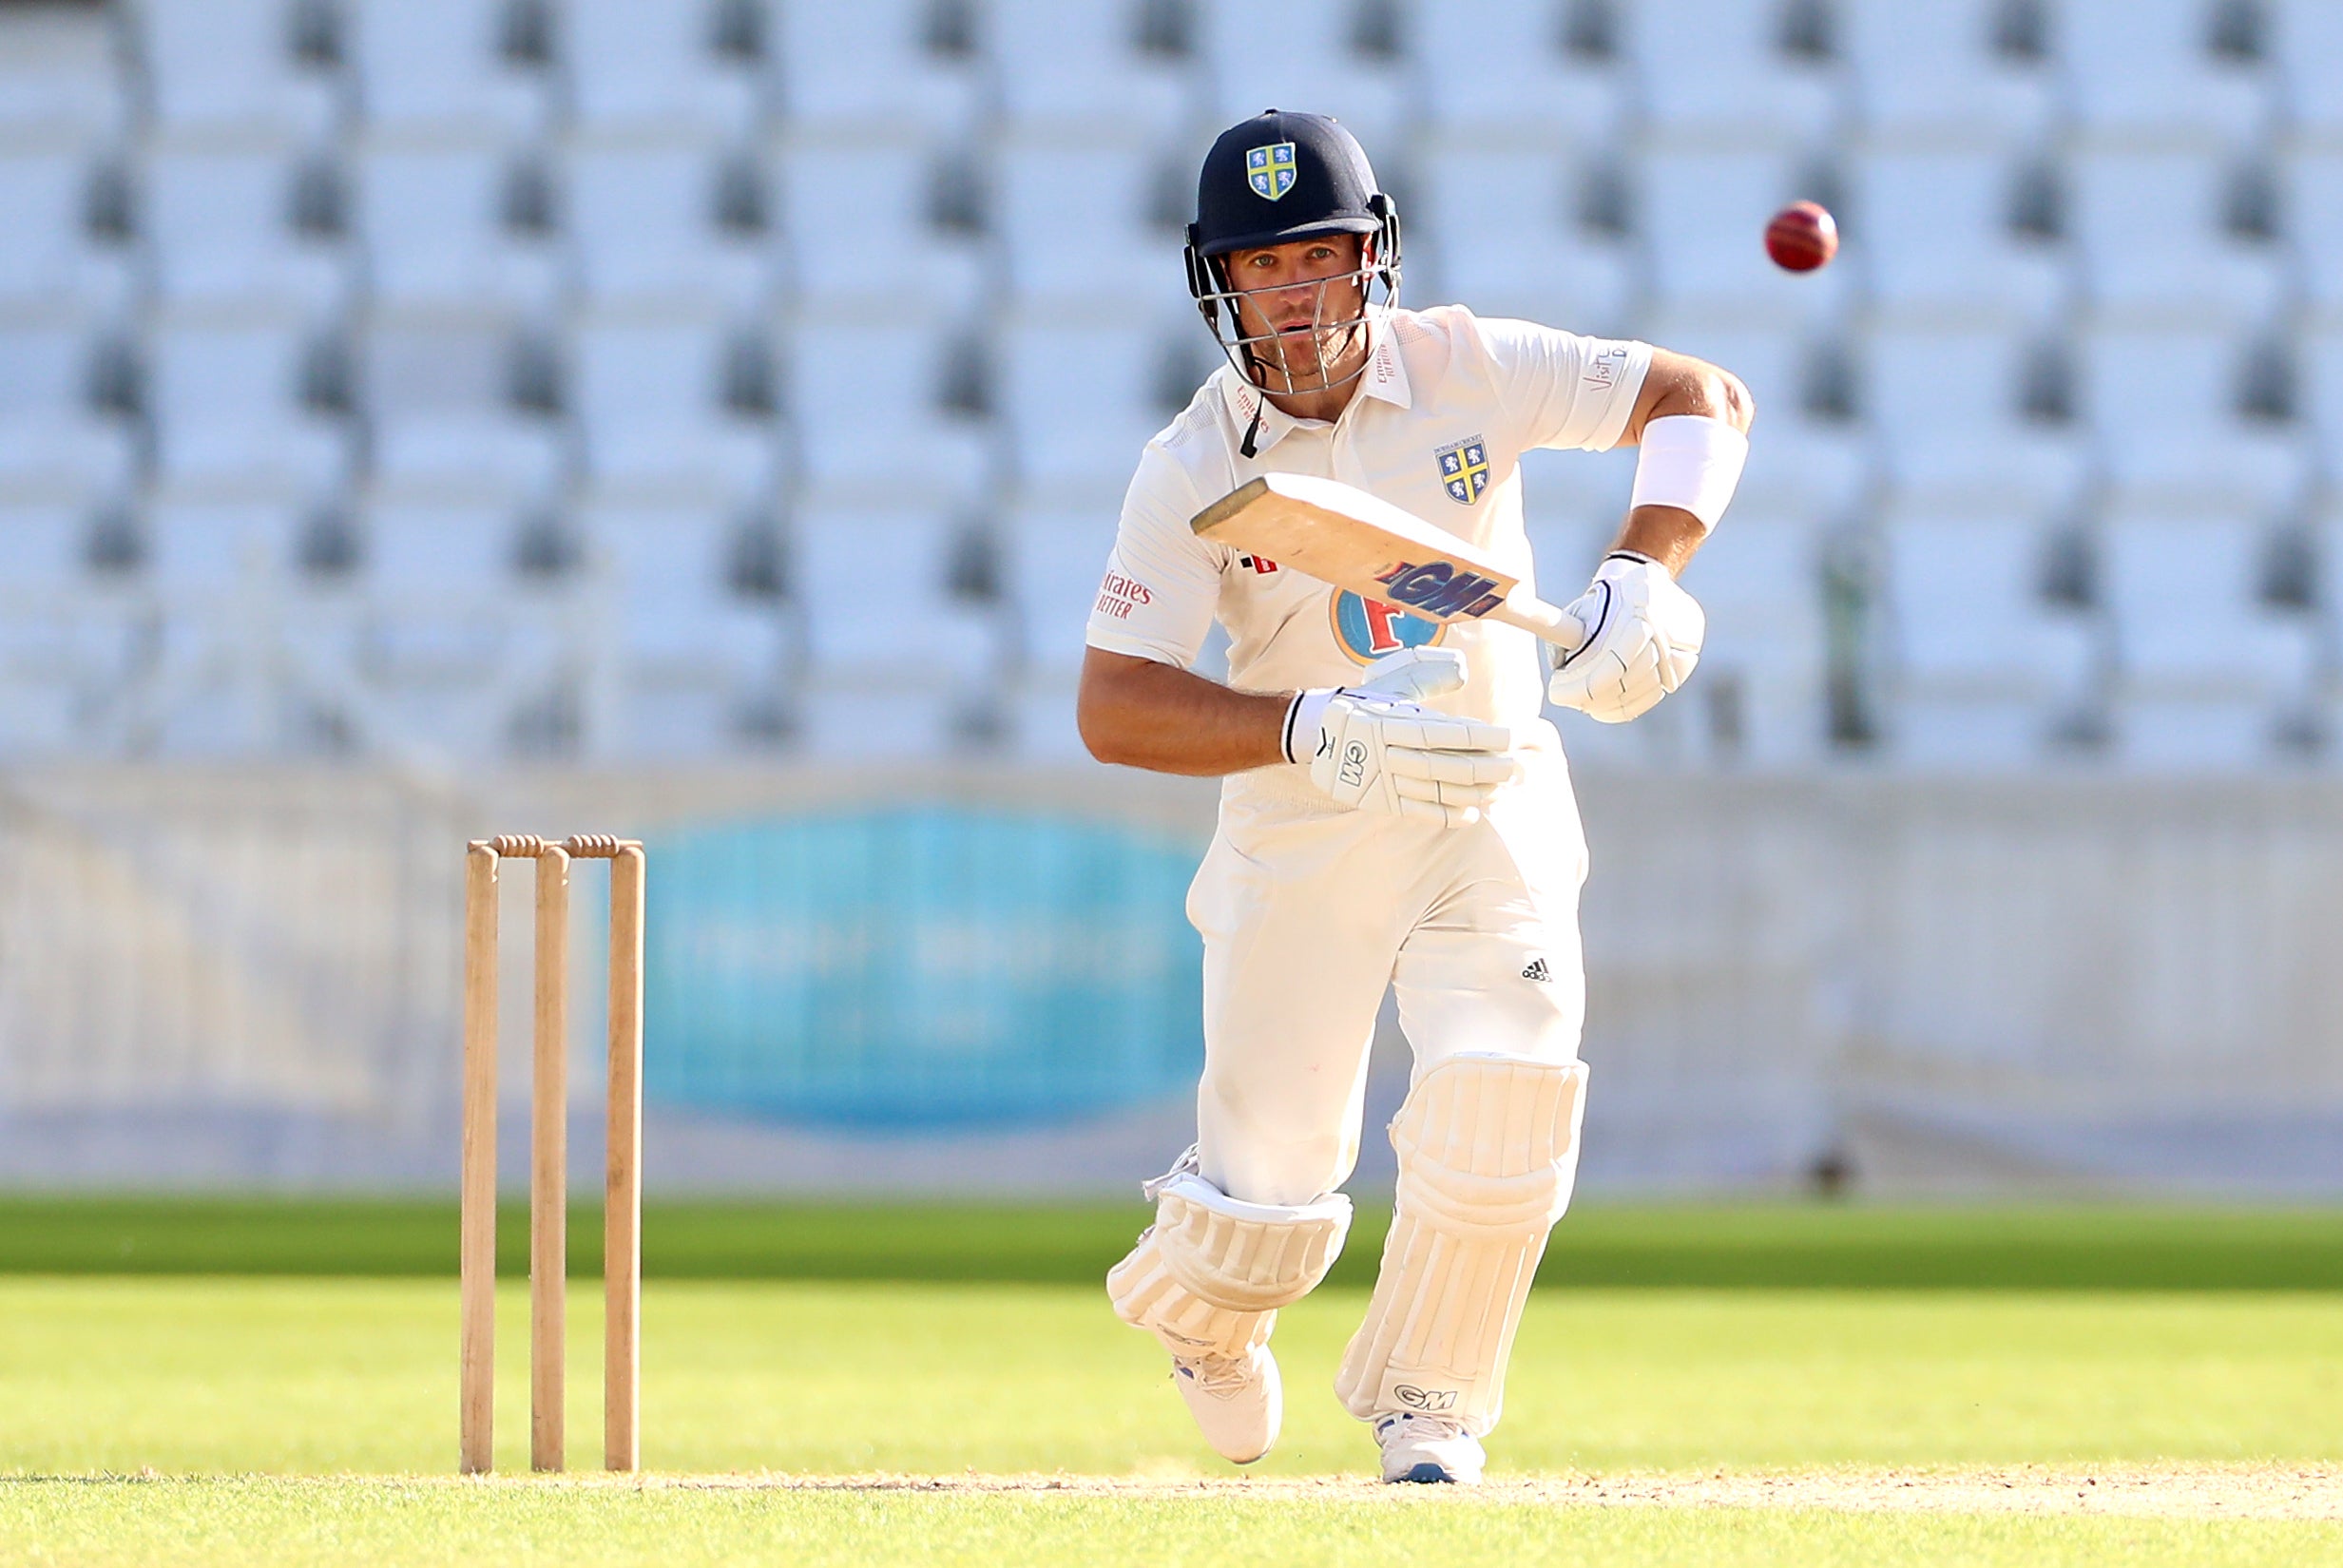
[1546,553,1705,724]
[1297,648,1521,829]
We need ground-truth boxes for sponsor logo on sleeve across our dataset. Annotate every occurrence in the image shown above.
[1095,571,1155,620]
[1584,344,1630,390]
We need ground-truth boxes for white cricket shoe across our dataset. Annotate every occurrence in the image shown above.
[1167,1343,1281,1463]
[1373,1411,1485,1484]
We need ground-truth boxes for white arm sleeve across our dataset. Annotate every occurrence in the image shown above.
[1085,442,1223,669]
[1474,315,1654,454]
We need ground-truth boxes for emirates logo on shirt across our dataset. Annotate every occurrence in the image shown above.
[1094,570,1154,620]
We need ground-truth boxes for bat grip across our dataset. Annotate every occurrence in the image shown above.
[1498,597,1587,655]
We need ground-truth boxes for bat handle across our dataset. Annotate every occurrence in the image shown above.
[1495,596,1587,655]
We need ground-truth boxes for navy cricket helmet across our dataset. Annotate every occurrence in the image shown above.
[1181,110,1403,412]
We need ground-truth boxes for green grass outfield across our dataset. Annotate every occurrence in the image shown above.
[3,1202,2339,1565]
[5,1195,2342,1288]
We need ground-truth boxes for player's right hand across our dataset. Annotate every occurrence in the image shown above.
[1289,649,1521,829]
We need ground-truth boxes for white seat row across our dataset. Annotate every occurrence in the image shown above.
[97,0,2343,153]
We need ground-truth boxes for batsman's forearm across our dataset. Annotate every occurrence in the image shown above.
[1077,647,1294,775]
[1610,505,1707,576]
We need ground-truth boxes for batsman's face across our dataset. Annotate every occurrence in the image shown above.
[1223,235,1371,385]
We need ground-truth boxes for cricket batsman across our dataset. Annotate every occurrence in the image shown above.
[1080,111,1752,1483]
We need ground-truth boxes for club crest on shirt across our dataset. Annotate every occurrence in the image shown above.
[1330,590,1447,665]
[1246,143,1297,201]
[1435,435,1490,505]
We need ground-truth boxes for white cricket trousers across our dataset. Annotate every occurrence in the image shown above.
[1185,731,1590,1208]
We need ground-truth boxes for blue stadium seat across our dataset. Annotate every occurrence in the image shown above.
[1864,325,2089,511]
[2271,0,2343,145]
[993,134,1174,315]
[1841,0,2054,148]
[1622,0,1840,149]
[0,5,125,143]
[1883,510,2098,769]
[1677,510,1829,767]
[571,311,779,504]
[567,138,775,314]
[134,0,339,140]
[2288,152,2343,326]
[2081,326,2312,513]
[581,500,788,756]
[354,140,563,314]
[1195,0,1412,157]
[997,317,1175,506]
[0,323,137,501]
[784,316,989,507]
[358,315,567,503]
[2068,149,2288,326]
[567,0,760,140]
[774,0,981,136]
[347,0,549,138]
[985,0,1190,139]
[2053,0,2274,150]
[1414,142,1635,335]
[144,143,352,316]
[1849,148,2069,325]
[1637,148,1853,323]
[2102,510,2316,769]
[777,132,983,316]
[0,150,133,316]
[1412,0,1624,146]
[146,316,353,497]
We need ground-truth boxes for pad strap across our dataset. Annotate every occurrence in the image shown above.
[1108,1168,1354,1358]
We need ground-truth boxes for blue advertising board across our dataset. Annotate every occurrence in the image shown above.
[643,808,1205,1128]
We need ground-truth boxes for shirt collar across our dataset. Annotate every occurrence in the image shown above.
[1214,311,1412,455]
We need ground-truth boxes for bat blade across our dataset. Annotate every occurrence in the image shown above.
[1190,473,1582,649]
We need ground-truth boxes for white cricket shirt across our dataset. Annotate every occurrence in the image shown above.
[1086,303,1651,809]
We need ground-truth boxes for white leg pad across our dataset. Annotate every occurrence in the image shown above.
[1107,1167,1354,1358]
[1335,1054,1587,1436]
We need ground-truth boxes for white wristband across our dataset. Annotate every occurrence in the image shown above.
[1628,414,1748,533]
[1284,688,1337,764]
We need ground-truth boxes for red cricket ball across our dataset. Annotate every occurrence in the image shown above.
[1765,200,1838,273]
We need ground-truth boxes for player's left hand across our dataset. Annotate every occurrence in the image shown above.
[1546,553,1705,724]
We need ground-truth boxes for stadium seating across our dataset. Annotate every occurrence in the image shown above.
[1841,0,2055,148]
[567,139,775,314]
[567,0,761,141]
[136,0,340,141]
[1848,148,2068,325]
[0,5,123,143]
[1413,141,1637,333]
[985,0,1190,139]
[2052,0,2273,150]
[347,0,551,138]
[1883,511,2099,767]
[1412,0,1624,146]
[354,140,563,314]
[1622,0,1840,149]
[0,0,2335,772]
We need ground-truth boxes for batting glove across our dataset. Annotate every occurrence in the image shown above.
[1287,648,1522,829]
[1546,552,1705,724]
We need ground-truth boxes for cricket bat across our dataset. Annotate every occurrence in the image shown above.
[1190,473,1586,653]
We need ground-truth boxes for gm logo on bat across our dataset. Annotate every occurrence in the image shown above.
[1374,559,1506,621]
